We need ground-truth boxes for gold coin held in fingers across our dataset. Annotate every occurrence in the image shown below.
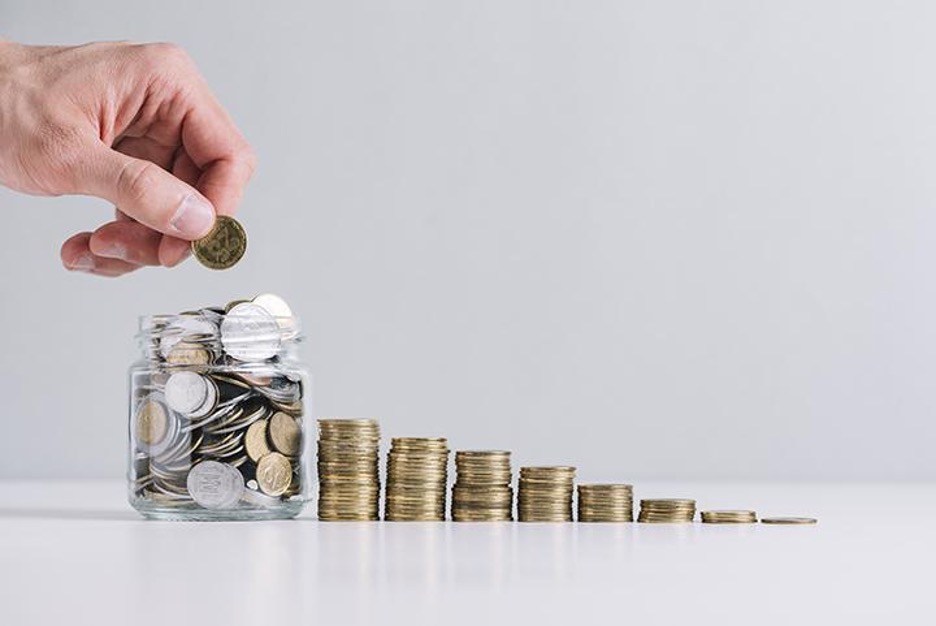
[191,215,247,270]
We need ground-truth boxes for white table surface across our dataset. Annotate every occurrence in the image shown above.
[0,480,932,625]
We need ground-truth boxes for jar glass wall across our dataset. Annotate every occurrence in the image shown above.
[128,298,311,521]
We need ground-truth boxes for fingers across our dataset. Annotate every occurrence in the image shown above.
[61,231,144,277]
[75,144,217,240]
[112,136,179,170]
[97,147,198,269]
[159,235,191,267]
[86,221,191,269]
[88,220,162,266]
[181,91,256,216]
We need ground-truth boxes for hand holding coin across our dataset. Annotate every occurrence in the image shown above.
[0,39,255,276]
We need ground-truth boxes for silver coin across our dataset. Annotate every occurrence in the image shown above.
[165,372,217,418]
[251,293,298,336]
[220,303,281,362]
[241,487,282,509]
[186,461,245,509]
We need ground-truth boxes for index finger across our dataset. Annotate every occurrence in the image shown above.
[181,86,257,216]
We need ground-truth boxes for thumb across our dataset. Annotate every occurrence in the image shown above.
[77,145,216,240]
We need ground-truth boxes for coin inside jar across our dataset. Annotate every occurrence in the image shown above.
[135,398,168,446]
[165,372,218,418]
[186,460,245,509]
[220,302,281,362]
[269,411,301,456]
[257,452,293,496]
[245,419,272,462]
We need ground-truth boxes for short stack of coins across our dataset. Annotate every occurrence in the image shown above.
[316,419,381,520]
[701,510,758,524]
[384,438,450,521]
[577,484,634,522]
[638,499,697,523]
[452,451,514,521]
[517,466,576,522]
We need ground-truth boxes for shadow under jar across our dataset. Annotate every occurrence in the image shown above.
[128,301,311,520]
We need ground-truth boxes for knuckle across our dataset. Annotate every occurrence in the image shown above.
[149,42,191,68]
[132,42,193,77]
[117,160,159,208]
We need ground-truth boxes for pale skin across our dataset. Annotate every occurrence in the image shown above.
[0,39,255,277]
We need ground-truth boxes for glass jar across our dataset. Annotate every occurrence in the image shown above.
[127,297,310,520]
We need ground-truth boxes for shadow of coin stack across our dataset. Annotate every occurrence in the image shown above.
[638,499,697,523]
[384,438,450,521]
[577,484,634,522]
[452,451,514,522]
[517,466,576,522]
[316,419,381,521]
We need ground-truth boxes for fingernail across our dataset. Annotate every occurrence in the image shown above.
[169,193,216,239]
[68,254,95,272]
[97,242,127,260]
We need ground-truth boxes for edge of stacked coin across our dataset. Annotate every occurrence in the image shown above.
[452,451,514,522]
[701,510,757,524]
[638,499,696,523]
[384,438,450,521]
[317,419,381,521]
[577,484,633,522]
[518,466,576,522]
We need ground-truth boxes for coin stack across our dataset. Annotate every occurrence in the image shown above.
[517,466,576,522]
[384,438,450,521]
[638,499,697,523]
[577,484,634,522]
[451,451,514,522]
[317,419,381,521]
[130,294,304,513]
[701,510,757,524]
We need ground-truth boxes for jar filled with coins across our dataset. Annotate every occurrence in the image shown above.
[128,294,310,520]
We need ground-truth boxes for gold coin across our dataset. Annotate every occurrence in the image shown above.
[165,341,212,366]
[761,517,817,525]
[135,399,168,445]
[191,215,247,270]
[245,419,271,462]
[256,452,293,497]
[269,411,302,456]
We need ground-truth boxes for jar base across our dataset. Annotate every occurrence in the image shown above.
[132,500,304,521]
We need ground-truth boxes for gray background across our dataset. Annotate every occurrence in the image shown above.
[1,0,934,480]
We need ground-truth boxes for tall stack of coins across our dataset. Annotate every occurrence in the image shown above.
[517,466,576,522]
[384,438,450,521]
[577,484,634,522]
[701,510,758,524]
[130,294,305,516]
[452,451,514,522]
[638,499,697,523]
[317,419,381,520]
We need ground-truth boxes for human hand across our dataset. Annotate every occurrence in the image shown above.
[0,40,255,276]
